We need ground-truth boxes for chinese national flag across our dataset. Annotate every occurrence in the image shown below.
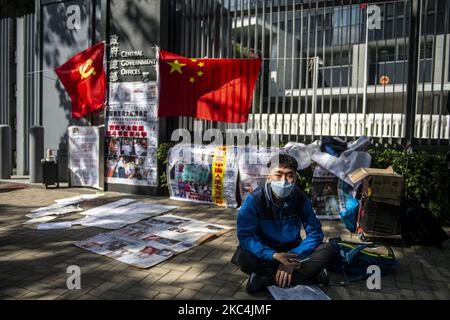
[158,50,262,123]
[55,42,106,119]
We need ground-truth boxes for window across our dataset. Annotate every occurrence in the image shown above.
[420,42,433,60]
[324,51,350,66]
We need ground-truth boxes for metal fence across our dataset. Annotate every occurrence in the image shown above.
[167,0,450,148]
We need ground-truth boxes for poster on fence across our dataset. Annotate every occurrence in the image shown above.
[237,147,275,203]
[68,126,102,189]
[75,214,232,268]
[105,82,159,187]
[167,144,239,208]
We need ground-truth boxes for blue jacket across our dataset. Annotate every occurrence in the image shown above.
[237,184,324,261]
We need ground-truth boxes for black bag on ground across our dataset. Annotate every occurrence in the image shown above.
[401,199,449,247]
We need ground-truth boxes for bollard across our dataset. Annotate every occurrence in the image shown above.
[0,125,12,179]
[29,126,44,183]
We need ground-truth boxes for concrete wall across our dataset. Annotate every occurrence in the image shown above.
[0,18,14,126]
[38,0,106,181]
[16,14,40,175]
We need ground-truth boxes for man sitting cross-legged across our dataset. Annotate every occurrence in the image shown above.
[231,153,339,294]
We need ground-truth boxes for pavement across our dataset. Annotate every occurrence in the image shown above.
[1,181,450,300]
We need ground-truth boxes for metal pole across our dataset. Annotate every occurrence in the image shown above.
[29,126,44,183]
[405,0,420,144]
[311,56,318,141]
[362,4,369,119]
[0,125,12,179]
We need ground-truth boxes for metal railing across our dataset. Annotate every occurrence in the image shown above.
[168,0,450,148]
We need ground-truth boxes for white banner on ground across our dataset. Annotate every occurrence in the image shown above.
[72,199,179,230]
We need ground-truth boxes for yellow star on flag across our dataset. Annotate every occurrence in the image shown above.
[167,60,186,74]
[189,77,196,83]
[191,59,197,63]
[198,62,205,68]
[197,71,204,77]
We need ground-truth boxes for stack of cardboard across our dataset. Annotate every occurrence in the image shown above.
[349,166,404,206]
[348,166,404,239]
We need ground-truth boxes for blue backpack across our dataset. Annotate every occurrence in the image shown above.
[327,238,399,282]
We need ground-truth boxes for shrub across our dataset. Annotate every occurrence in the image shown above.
[369,148,450,225]
[156,142,175,188]
[295,147,450,224]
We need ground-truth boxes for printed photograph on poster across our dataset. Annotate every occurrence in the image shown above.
[106,82,159,187]
[167,144,238,208]
[106,137,121,157]
[106,137,148,158]
[311,166,341,220]
[109,82,157,106]
[237,147,274,203]
[134,138,148,156]
[106,156,154,182]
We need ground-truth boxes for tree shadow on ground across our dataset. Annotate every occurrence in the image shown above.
[1,188,450,300]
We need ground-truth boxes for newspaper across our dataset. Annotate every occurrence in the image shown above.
[75,214,232,268]
[268,285,331,300]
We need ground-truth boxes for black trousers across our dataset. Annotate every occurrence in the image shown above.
[231,242,340,283]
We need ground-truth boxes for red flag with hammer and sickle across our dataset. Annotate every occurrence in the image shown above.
[55,42,106,119]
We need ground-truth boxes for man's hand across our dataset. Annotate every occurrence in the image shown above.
[272,252,301,268]
[273,252,301,288]
[275,264,297,288]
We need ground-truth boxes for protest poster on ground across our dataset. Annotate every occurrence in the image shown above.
[167,144,239,208]
[68,126,102,189]
[75,214,232,268]
[311,166,341,220]
[106,82,159,187]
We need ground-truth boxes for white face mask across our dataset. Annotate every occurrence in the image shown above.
[270,180,294,198]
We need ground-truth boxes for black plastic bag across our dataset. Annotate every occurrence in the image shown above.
[401,199,449,247]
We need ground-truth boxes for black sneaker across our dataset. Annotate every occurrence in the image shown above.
[246,273,275,294]
[316,269,330,286]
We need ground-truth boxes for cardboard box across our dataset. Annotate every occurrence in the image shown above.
[348,166,404,205]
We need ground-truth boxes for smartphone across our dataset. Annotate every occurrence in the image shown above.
[289,257,311,264]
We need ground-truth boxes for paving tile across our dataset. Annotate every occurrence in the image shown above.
[1,185,449,300]
[174,288,199,300]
